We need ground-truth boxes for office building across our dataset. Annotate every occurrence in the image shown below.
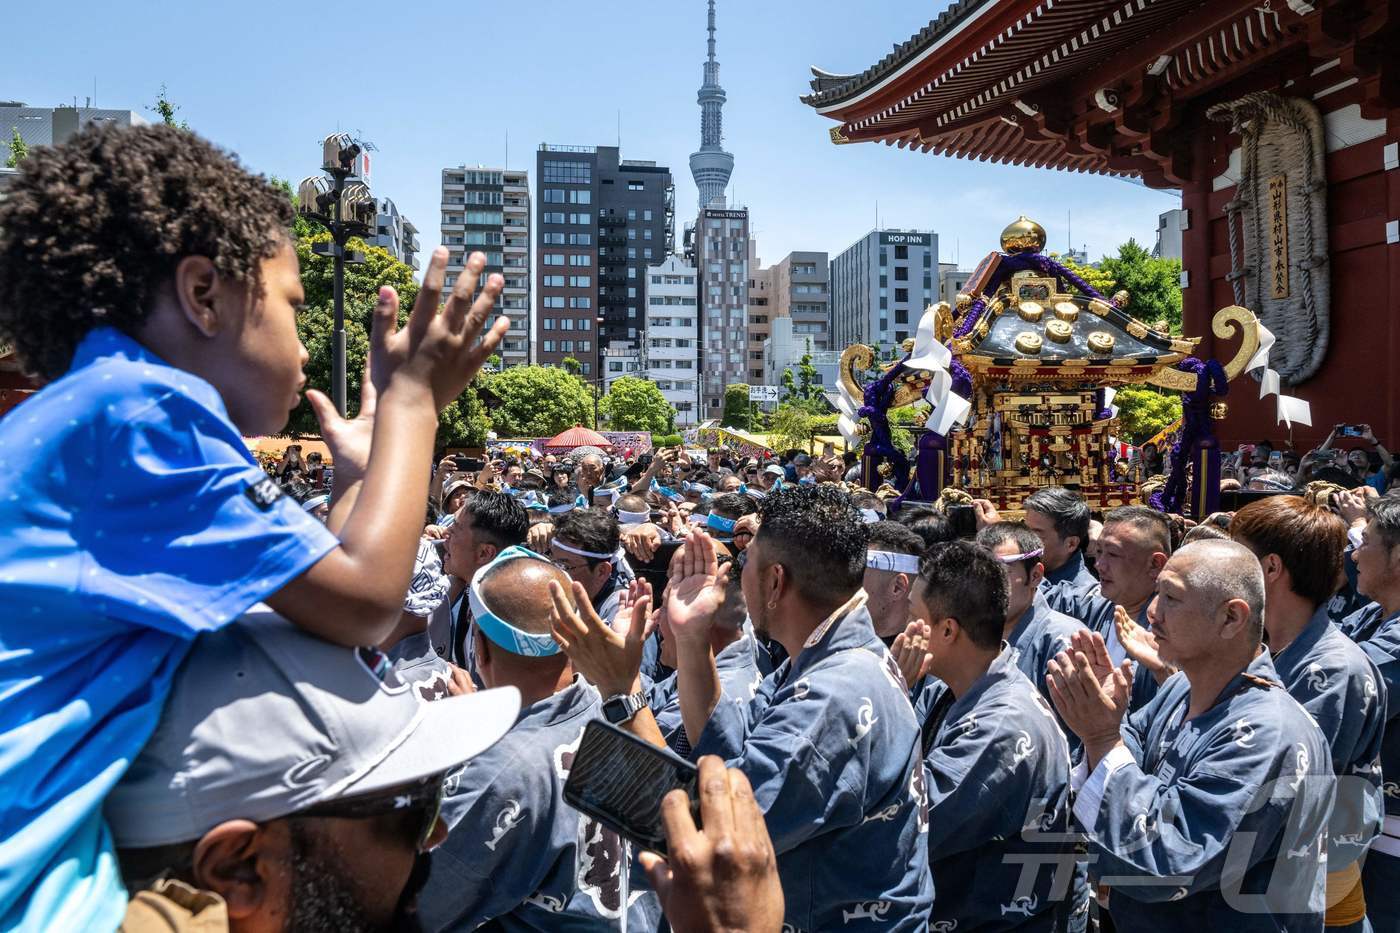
[535,145,674,375]
[763,316,841,396]
[939,262,973,307]
[1,101,146,149]
[747,242,773,384]
[770,251,829,351]
[830,228,938,354]
[642,255,701,424]
[1154,208,1186,261]
[367,198,420,271]
[441,166,531,366]
[696,206,749,416]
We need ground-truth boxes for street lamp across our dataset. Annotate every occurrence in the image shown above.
[297,133,377,416]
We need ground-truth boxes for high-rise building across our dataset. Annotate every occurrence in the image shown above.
[440,167,531,366]
[689,0,734,210]
[696,206,749,416]
[770,251,830,351]
[367,198,420,271]
[535,145,674,376]
[643,255,701,424]
[830,229,939,354]
[747,241,773,384]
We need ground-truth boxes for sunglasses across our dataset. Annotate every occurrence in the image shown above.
[297,773,446,850]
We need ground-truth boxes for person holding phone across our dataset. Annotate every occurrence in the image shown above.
[417,549,663,931]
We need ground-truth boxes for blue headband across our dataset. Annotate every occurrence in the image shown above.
[467,546,562,657]
[548,494,589,515]
[706,512,737,535]
[650,478,684,503]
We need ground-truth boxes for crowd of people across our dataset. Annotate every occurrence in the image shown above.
[3,122,1400,933]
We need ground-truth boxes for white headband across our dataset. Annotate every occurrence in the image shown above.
[616,508,650,526]
[994,547,1044,564]
[866,550,921,574]
[552,538,617,562]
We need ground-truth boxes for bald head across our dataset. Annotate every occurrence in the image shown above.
[478,558,576,637]
[1173,539,1266,641]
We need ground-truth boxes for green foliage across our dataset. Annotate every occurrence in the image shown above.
[889,406,922,454]
[1058,241,1183,334]
[779,344,828,414]
[652,433,683,448]
[767,405,814,452]
[269,176,324,239]
[438,384,492,448]
[1114,386,1182,445]
[599,377,676,433]
[721,384,752,430]
[286,232,419,436]
[561,356,582,375]
[4,128,27,168]
[150,84,188,129]
[483,366,595,437]
[807,413,840,438]
[486,354,502,372]
[1101,239,1183,334]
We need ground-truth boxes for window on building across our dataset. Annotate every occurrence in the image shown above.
[628,181,644,191]
[464,211,503,226]
[543,340,555,352]
[609,361,623,372]
[879,248,888,266]
[542,160,591,184]
[568,255,590,267]
[895,308,908,324]
[627,228,636,240]
[544,189,565,203]
[543,212,564,224]
[895,288,909,302]
[568,233,592,246]
[543,318,555,330]
[643,229,652,240]
[543,275,563,287]
[544,297,564,309]
[568,275,591,287]
[894,244,909,260]
[569,297,591,309]
[895,331,908,343]
[894,266,908,281]
[544,254,564,266]
[627,248,637,259]
[924,253,933,268]
[581,362,591,374]
[543,232,565,245]
[569,212,591,225]
[579,317,591,331]
[643,248,653,259]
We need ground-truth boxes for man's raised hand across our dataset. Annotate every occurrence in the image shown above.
[665,529,726,647]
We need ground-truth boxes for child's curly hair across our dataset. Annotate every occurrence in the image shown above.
[0,122,294,381]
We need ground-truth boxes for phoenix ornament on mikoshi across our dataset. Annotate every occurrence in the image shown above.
[836,216,1310,517]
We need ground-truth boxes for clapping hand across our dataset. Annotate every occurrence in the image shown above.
[1114,606,1175,684]
[371,250,509,411]
[890,619,934,689]
[665,530,727,648]
[1047,630,1131,769]
[639,757,785,933]
[548,576,651,698]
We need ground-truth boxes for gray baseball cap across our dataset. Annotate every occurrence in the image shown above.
[106,606,520,848]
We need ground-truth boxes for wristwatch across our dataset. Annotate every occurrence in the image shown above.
[601,691,648,725]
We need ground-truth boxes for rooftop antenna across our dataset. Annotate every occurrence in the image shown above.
[617,109,621,148]
[504,129,509,170]
[1067,209,1072,255]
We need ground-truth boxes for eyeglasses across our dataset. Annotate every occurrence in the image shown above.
[297,773,445,850]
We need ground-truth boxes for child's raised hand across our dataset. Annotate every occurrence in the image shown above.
[370,249,509,412]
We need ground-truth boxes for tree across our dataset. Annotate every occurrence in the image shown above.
[721,384,752,430]
[150,84,188,129]
[484,366,595,437]
[767,404,814,452]
[561,357,582,376]
[286,231,420,436]
[1101,239,1183,334]
[1114,385,1182,445]
[1058,242,1183,334]
[599,377,676,433]
[4,128,27,168]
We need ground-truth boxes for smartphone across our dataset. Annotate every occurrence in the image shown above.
[1268,451,1282,469]
[946,503,978,539]
[562,719,699,856]
[454,455,485,472]
[1337,424,1367,438]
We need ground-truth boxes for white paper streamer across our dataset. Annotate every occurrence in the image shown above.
[1102,386,1120,418]
[1248,319,1312,428]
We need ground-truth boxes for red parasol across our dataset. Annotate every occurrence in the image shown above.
[542,425,613,452]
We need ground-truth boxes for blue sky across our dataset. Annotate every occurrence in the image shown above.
[5,0,1180,271]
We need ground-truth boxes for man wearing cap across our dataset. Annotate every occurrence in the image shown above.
[910,542,1077,932]
[418,547,663,931]
[107,608,520,932]
[758,463,785,494]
